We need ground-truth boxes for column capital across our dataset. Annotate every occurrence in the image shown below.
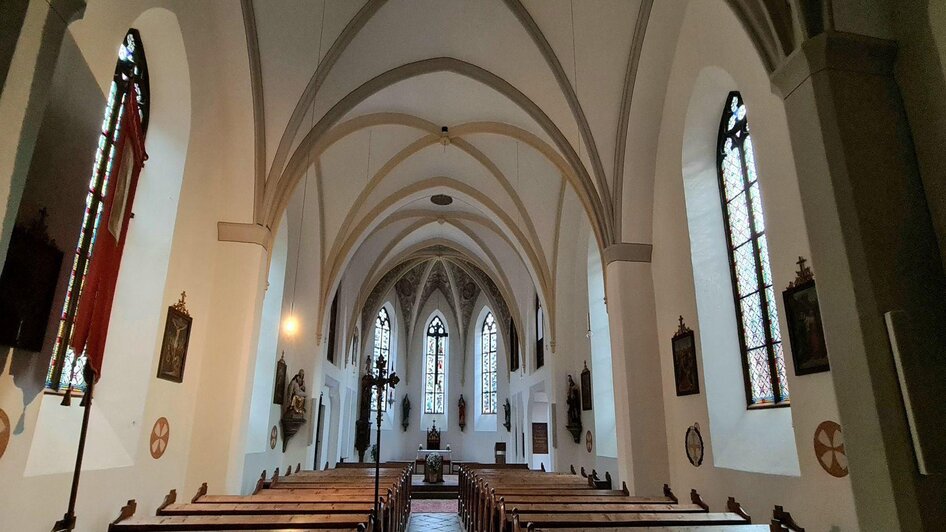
[603,242,652,264]
[49,0,87,25]
[217,221,273,252]
[771,31,897,99]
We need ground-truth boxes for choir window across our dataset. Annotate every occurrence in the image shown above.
[371,307,392,411]
[424,316,447,414]
[480,312,497,414]
[46,29,150,392]
[716,91,788,406]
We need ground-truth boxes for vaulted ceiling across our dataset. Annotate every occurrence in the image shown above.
[237,0,832,335]
[243,0,657,332]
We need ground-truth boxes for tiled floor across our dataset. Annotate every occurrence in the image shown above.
[408,512,462,532]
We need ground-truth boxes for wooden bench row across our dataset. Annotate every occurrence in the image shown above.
[457,464,805,532]
[108,462,414,531]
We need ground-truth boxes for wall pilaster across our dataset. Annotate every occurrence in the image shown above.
[772,30,946,530]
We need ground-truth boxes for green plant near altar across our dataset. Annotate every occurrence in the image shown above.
[425,452,443,473]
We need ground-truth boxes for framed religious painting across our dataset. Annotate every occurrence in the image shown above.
[783,258,830,375]
[671,316,700,396]
[156,293,192,383]
[273,353,287,405]
[580,361,593,411]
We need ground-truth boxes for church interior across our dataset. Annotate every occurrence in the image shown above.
[1,1,945,530]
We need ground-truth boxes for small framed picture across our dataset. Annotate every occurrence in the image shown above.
[156,293,192,383]
[672,316,700,396]
[580,362,593,411]
[783,278,830,375]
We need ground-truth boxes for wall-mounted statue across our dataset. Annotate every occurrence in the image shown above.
[458,394,467,431]
[281,369,308,451]
[288,370,307,416]
[503,398,511,432]
[565,375,583,443]
[401,395,411,432]
[354,363,373,461]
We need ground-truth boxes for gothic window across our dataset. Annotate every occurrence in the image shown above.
[481,312,497,414]
[46,29,150,392]
[371,307,392,412]
[716,91,788,406]
[509,318,520,372]
[327,291,338,364]
[424,316,447,414]
[535,295,545,369]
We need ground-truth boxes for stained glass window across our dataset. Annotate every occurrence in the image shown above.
[46,29,150,392]
[371,307,392,412]
[716,92,788,406]
[481,312,497,414]
[424,316,447,414]
[535,295,544,369]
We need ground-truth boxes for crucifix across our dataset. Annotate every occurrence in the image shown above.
[366,354,399,523]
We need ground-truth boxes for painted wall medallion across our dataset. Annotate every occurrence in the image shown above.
[0,408,10,460]
[585,430,593,453]
[685,423,704,467]
[150,417,170,459]
[814,420,848,477]
[270,425,278,450]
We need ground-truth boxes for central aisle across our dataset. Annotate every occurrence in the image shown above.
[408,499,461,532]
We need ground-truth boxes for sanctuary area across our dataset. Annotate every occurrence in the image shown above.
[1,1,945,530]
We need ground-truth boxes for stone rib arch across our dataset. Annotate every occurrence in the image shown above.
[320,122,547,286]
[262,57,613,249]
[350,237,526,373]
[318,177,552,342]
[348,219,532,363]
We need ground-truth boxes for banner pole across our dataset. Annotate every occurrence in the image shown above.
[52,376,94,532]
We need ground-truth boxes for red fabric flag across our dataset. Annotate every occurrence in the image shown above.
[69,84,148,380]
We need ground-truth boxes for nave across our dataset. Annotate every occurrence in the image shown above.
[103,460,805,531]
[2,0,945,531]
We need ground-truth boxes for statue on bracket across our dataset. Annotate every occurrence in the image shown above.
[503,398,511,432]
[565,375,583,443]
[354,359,373,462]
[280,369,308,452]
[401,395,411,432]
[458,394,467,431]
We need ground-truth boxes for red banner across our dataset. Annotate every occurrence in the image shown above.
[69,83,148,379]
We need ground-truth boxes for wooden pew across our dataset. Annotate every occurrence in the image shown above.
[111,463,413,532]
[108,499,372,531]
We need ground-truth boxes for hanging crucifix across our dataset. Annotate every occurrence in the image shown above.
[429,318,447,388]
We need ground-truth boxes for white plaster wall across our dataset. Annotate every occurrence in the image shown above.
[0,2,267,529]
[647,1,857,528]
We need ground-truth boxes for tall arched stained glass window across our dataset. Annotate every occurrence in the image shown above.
[481,312,497,414]
[371,307,392,411]
[46,29,150,392]
[717,92,788,407]
[424,316,447,414]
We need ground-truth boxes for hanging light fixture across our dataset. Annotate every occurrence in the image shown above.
[283,2,325,339]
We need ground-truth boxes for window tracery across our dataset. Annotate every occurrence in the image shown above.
[716,91,788,406]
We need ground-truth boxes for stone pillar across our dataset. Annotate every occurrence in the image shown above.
[184,241,270,494]
[0,0,85,264]
[772,31,946,530]
[604,244,669,495]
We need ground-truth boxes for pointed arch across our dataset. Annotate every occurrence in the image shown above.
[424,314,448,415]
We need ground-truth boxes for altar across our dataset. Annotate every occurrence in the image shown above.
[416,449,451,482]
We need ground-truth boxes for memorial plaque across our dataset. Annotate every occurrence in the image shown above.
[532,422,549,455]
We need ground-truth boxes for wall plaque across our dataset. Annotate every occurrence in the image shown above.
[814,420,848,478]
[685,423,703,467]
[150,417,170,459]
[531,422,549,455]
[0,408,9,460]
